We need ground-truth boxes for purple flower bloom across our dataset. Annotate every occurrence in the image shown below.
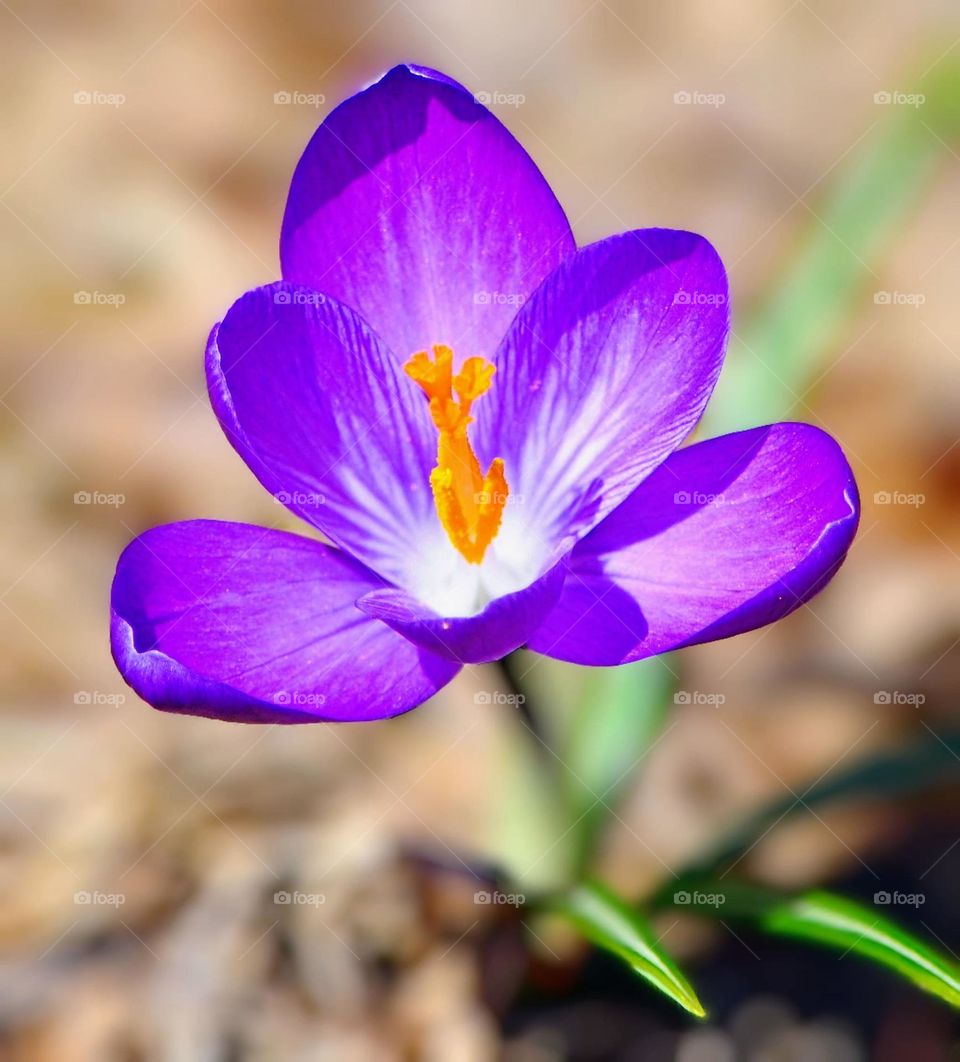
[111,64,859,724]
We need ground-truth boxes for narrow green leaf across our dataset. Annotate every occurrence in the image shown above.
[676,728,960,882]
[554,880,706,1018]
[486,685,575,893]
[706,53,960,434]
[566,659,676,808]
[505,653,677,874]
[764,890,960,1008]
[662,882,960,1009]
[564,658,676,869]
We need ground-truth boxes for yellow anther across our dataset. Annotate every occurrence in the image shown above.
[404,344,508,564]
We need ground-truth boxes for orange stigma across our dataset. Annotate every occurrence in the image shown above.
[403,344,508,564]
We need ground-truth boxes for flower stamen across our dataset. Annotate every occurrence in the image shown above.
[404,344,508,564]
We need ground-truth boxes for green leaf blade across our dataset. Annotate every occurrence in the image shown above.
[705,53,960,436]
[554,881,706,1018]
[563,658,676,870]
[661,881,960,1010]
[760,890,960,1009]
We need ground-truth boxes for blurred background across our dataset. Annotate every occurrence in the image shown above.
[2,1,959,1058]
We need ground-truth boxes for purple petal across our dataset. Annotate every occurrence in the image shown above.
[280,63,574,362]
[357,558,566,664]
[207,282,437,586]
[474,228,729,568]
[111,520,459,722]
[527,424,859,665]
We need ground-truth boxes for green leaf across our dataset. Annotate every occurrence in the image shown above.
[486,673,575,893]
[706,54,960,435]
[563,658,677,870]
[662,881,960,1009]
[764,890,960,1008]
[553,880,706,1018]
[502,653,677,876]
[675,728,960,883]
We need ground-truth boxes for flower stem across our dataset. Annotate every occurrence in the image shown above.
[499,652,551,763]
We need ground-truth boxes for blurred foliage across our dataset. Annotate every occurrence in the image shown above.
[512,48,960,1014]
[562,658,676,872]
[707,53,960,434]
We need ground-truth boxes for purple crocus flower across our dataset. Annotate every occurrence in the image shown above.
[111,64,859,724]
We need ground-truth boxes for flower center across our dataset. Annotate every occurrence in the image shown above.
[403,344,508,565]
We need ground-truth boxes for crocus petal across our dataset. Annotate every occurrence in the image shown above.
[527,424,859,665]
[357,558,566,664]
[111,520,459,722]
[207,282,438,586]
[280,63,574,362]
[474,228,729,571]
